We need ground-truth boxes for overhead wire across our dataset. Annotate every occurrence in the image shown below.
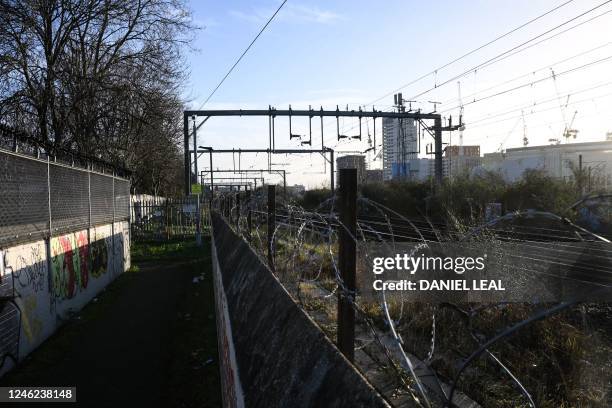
[322,1,612,151]
[199,0,288,108]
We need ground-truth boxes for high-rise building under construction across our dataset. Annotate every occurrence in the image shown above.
[382,117,418,180]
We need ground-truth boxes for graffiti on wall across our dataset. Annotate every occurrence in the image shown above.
[0,242,48,370]
[13,245,46,293]
[50,231,89,302]
[10,245,47,346]
[90,238,108,278]
[19,295,42,344]
[1,224,128,375]
[0,252,20,369]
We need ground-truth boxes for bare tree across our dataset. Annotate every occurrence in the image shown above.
[0,0,195,195]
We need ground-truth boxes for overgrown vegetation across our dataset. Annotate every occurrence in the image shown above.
[238,188,612,407]
[299,169,589,223]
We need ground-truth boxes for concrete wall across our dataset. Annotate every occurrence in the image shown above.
[211,212,390,408]
[0,221,130,376]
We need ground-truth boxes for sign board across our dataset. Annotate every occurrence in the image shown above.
[191,184,202,194]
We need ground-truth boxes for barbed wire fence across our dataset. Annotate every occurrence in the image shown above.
[208,170,612,408]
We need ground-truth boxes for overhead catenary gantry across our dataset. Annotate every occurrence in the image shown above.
[183,106,461,195]
[200,176,264,192]
[195,147,334,195]
[199,168,287,196]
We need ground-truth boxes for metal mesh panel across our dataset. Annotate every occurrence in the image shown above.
[114,179,130,221]
[90,173,114,226]
[50,165,89,233]
[0,301,19,363]
[1,149,131,245]
[0,151,49,245]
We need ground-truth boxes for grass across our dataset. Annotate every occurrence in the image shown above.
[131,238,206,262]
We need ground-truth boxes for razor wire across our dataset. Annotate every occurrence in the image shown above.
[211,189,612,408]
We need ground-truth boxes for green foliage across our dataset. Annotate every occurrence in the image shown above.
[358,170,581,223]
[361,180,432,217]
[300,188,332,210]
[501,169,578,217]
[131,240,204,262]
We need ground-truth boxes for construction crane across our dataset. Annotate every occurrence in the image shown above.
[563,110,579,141]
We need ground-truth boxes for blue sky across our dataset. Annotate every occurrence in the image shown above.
[185,0,612,188]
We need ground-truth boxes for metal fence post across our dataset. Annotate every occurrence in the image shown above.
[111,171,116,264]
[47,157,52,238]
[226,194,231,221]
[246,190,252,241]
[88,164,92,263]
[267,185,276,271]
[338,168,357,362]
[235,191,240,229]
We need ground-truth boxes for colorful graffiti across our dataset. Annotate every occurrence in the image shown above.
[20,295,43,344]
[50,231,89,301]
[1,225,129,376]
[90,237,108,278]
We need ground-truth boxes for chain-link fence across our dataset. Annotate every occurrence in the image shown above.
[0,148,130,247]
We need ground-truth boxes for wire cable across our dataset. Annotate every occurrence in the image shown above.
[199,0,288,108]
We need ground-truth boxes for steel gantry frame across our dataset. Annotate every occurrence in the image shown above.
[200,169,286,195]
[195,147,335,195]
[201,177,263,192]
[183,107,460,195]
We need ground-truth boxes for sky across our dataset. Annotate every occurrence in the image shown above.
[184,0,612,189]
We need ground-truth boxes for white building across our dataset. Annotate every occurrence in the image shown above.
[445,145,482,179]
[403,145,482,181]
[382,118,418,180]
[482,140,612,189]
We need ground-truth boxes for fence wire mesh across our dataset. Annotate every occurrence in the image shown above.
[0,152,49,244]
[0,148,130,246]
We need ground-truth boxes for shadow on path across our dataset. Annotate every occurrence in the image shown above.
[1,238,221,408]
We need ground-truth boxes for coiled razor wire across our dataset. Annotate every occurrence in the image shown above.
[213,191,612,408]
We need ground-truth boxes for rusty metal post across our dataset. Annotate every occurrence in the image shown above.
[246,190,252,241]
[235,191,241,229]
[267,185,276,271]
[337,168,357,362]
[227,194,232,221]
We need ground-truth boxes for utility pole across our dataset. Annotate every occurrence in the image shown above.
[246,190,252,241]
[337,168,357,362]
[267,185,276,271]
[193,116,198,191]
[434,116,443,185]
[235,191,241,229]
[183,113,190,195]
[578,154,583,195]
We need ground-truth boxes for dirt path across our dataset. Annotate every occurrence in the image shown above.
[0,239,221,407]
